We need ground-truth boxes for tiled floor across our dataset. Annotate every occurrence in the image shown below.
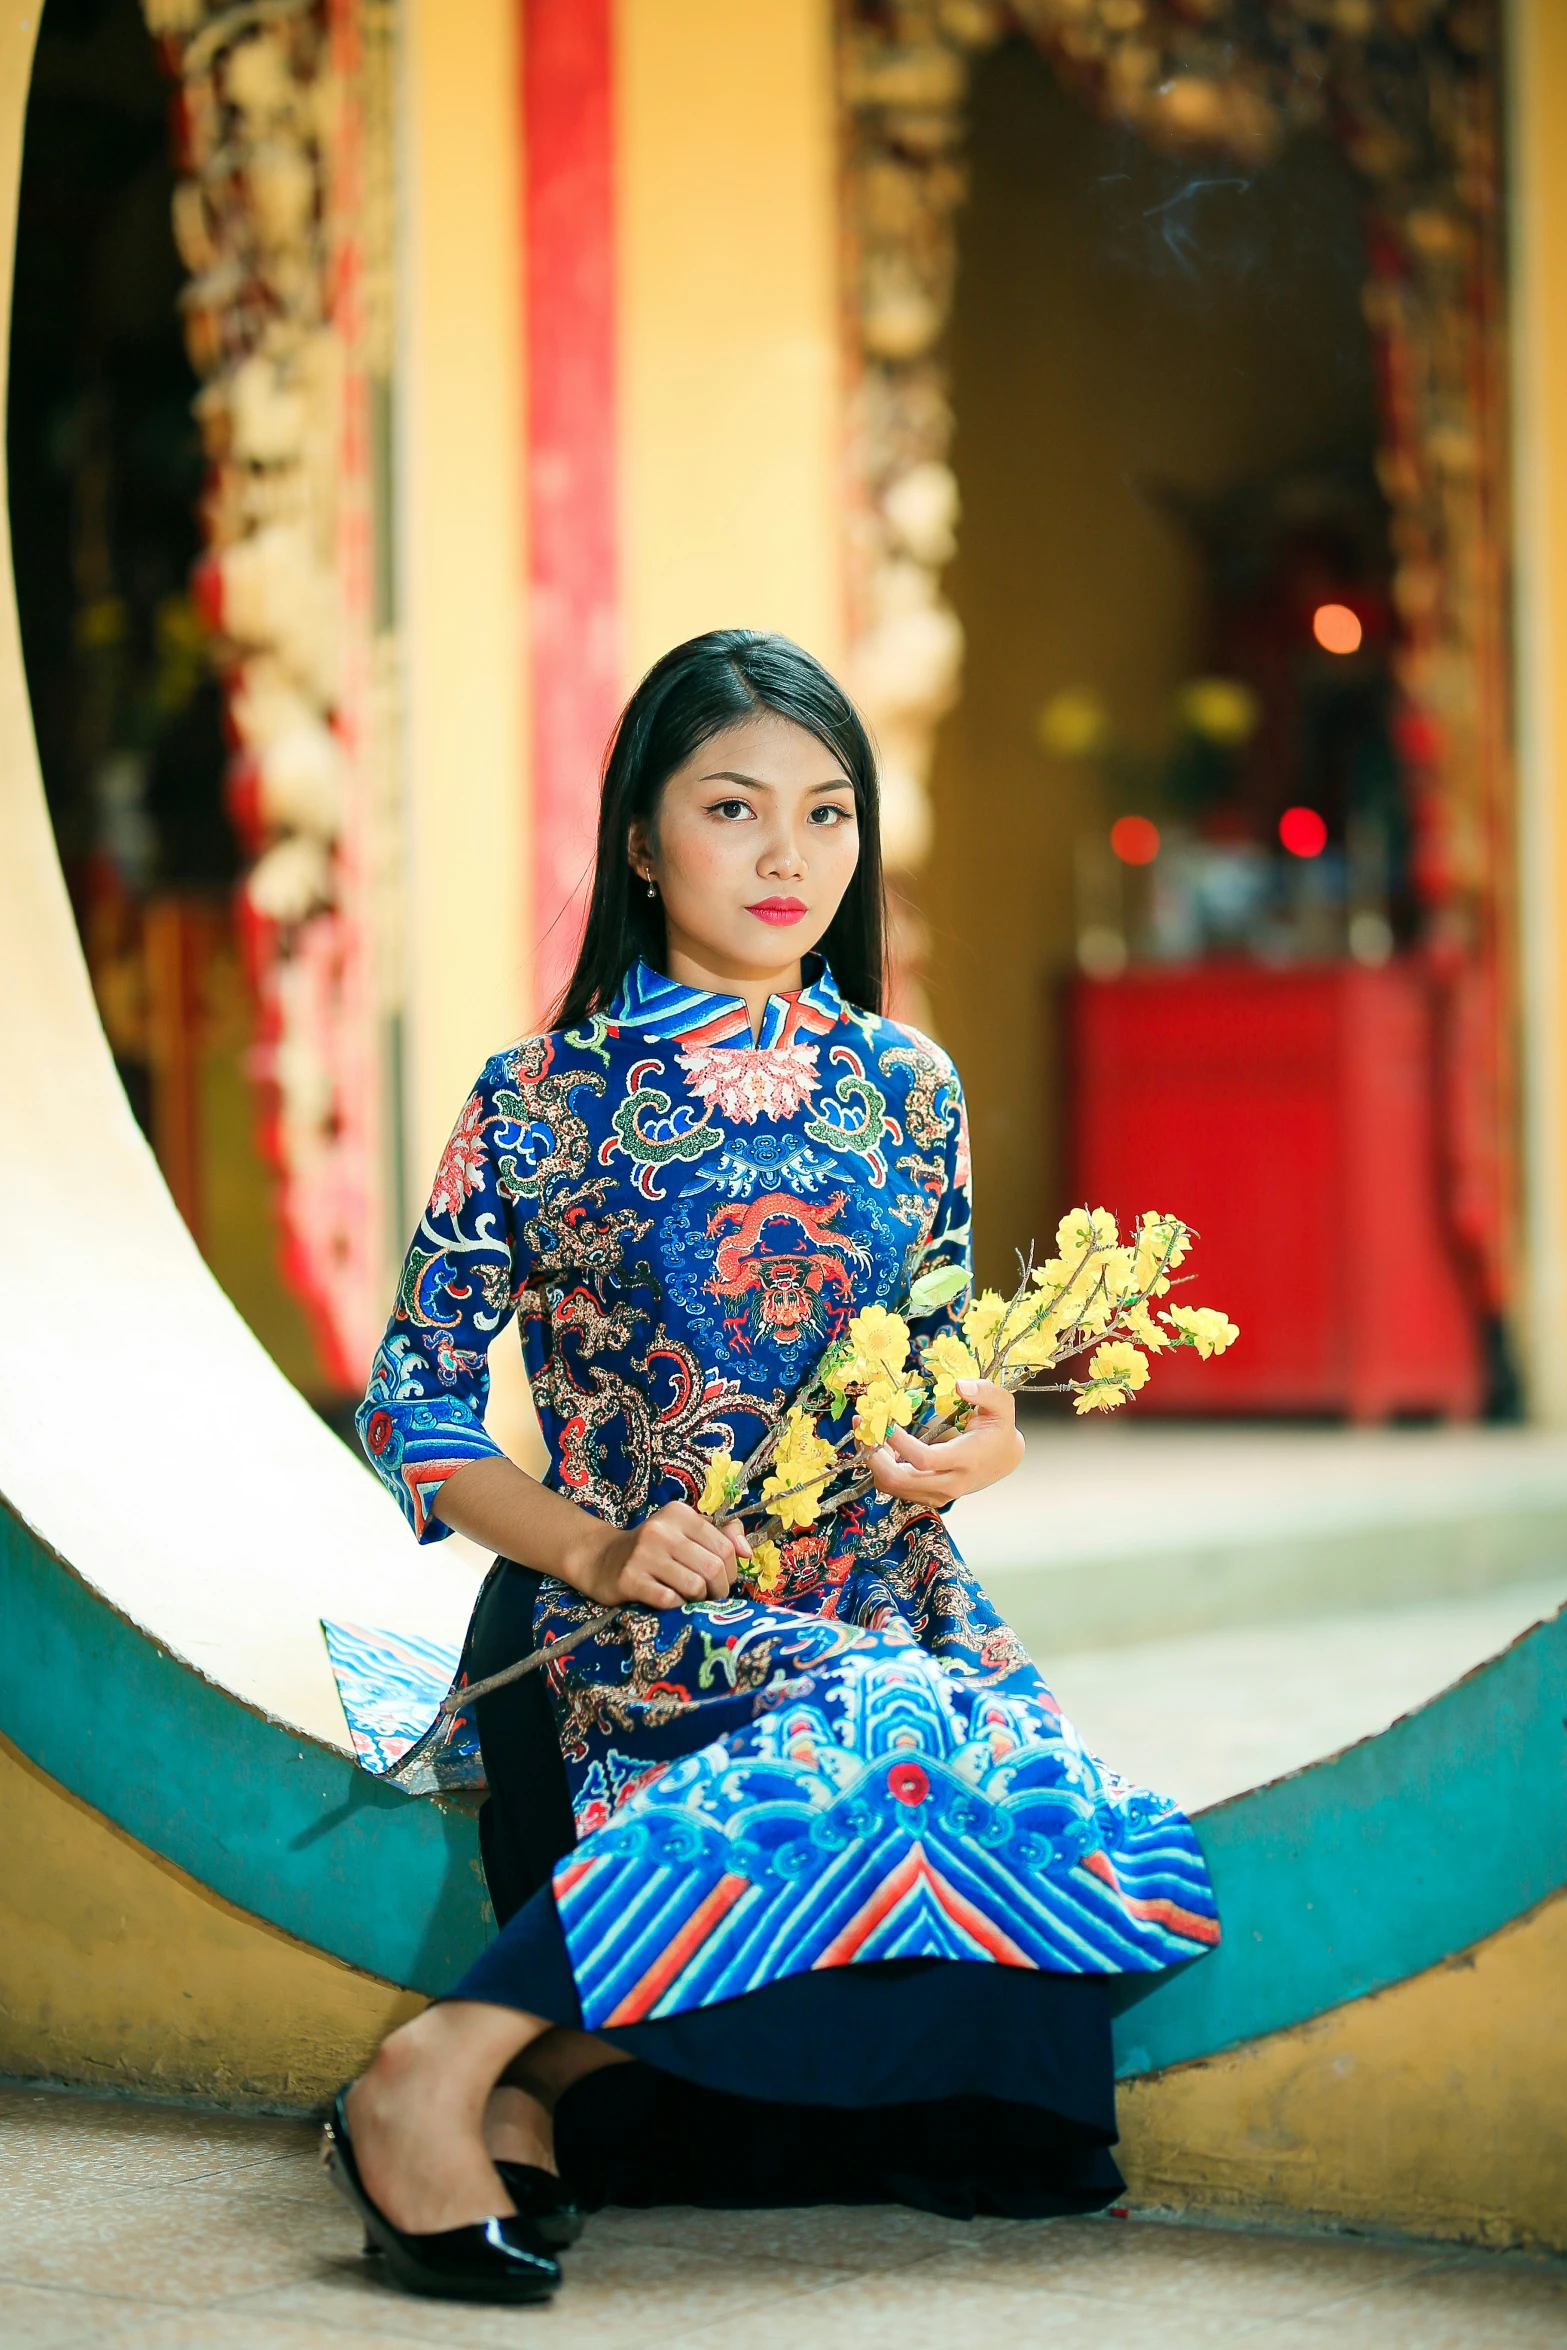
[2,2088,1562,2348]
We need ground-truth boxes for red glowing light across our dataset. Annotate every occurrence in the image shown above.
[1279,806,1328,859]
[1110,815,1160,866]
[1312,602,1363,655]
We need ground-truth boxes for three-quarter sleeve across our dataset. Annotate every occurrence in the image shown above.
[902,1038,974,1355]
[355,1053,532,1542]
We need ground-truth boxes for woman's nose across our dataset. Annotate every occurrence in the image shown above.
[759,827,806,878]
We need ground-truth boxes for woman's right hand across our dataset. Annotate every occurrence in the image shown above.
[575,1502,751,1611]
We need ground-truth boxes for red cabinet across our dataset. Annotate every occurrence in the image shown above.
[1068,963,1483,1420]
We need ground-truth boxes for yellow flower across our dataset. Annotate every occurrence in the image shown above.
[1092,1340,1150,1390]
[1056,1206,1118,1260]
[1005,1298,1072,1369]
[1074,1283,1117,1338]
[1032,1253,1095,1306]
[973,1291,1037,1368]
[1099,1247,1140,1305]
[1121,1300,1170,1352]
[761,1406,838,1531]
[746,1538,784,1597]
[697,1449,742,1519]
[1073,1340,1150,1415]
[961,1288,1009,1362]
[844,1304,911,1383]
[1037,687,1110,760]
[924,1331,981,1417]
[1133,1211,1191,1296]
[1175,675,1260,747]
[1165,1305,1239,1359]
[854,1374,921,1449]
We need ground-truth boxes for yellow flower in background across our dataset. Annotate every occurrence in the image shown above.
[1057,1206,1118,1259]
[697,1449,742,1519]
[1073,1340,1150,1415]
[1165,1306,1240,1358]
[747,1539,784,1597]
[1037,687,1110,760]
[1175,676,1260,746]
[853,1374,920,1450]
[925,1331,981,1417]
[961,1288,1009,1362]
[761,1406,838,1530]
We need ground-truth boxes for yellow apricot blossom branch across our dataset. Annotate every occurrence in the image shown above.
[694,1213,1238,1592]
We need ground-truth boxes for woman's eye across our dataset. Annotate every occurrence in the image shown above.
[709,798,754,821]
[810,804,854,827]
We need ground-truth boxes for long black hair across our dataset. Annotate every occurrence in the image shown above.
[551,630,885,1029]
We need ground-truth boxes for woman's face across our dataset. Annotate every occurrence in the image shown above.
[630,713,860,984]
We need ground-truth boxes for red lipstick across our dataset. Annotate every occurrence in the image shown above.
[746,897,808,926]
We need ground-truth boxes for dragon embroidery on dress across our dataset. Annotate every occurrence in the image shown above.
[704,1190,871,1353]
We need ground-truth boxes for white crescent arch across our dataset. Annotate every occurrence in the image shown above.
[0,15,482,1748]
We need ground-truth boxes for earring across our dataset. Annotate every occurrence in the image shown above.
[645,876,657,900]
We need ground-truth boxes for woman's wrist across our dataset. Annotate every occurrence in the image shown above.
[433,1453,627,1596]
[553,1514,631,1604]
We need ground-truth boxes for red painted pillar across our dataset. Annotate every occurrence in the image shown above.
[522,0,620,1018]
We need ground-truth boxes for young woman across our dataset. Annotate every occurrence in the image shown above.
[326,631,1218,2303]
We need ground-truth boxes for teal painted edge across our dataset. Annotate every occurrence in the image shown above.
[0,1498,491,1996]
[1109,1601,1567,2078]
[5,1492,1563,2068]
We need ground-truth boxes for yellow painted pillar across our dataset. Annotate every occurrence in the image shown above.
[400,1,530,1182]
[400,4,545,1468]
[615,0,843,684]
[1511,0,1567,1421]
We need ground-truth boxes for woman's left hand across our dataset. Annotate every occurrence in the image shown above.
[866,1380,1023,1508]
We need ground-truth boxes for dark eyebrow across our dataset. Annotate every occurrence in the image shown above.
[699,769,854,794]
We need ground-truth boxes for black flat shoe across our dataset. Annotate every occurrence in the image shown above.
[322,2089,561,2305]
[494,2159,586,2248]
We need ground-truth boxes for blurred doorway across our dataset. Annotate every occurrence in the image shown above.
[930,45,1388,1280]
[8,0,333,1404]
[846,15,1516,1418]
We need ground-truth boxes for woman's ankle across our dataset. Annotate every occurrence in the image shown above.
[484,2084,557,2173]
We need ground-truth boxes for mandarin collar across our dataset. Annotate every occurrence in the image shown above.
[606,955,844,1048]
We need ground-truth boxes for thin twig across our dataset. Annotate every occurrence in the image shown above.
[438,1607,618,1713]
